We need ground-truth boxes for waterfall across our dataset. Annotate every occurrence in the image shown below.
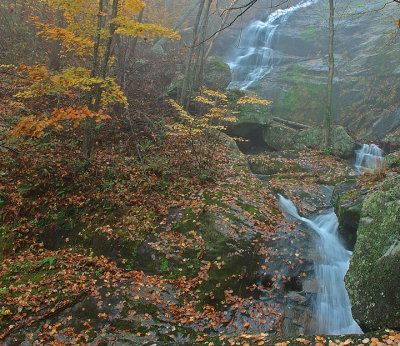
[355,144,384,173]
[226,0,318,90]
[278,195,363,334]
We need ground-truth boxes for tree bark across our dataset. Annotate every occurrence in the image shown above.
[122,7,144,89]
[187,0,212,110]
[323,0,334,149]
[48,9,63,71]
[179,0,206,107]
[83,0,119,159]
[204,0,239,61]
[91,0,105,78]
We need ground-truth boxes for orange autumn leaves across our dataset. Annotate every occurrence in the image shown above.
[4,0,180,141]
[11,106,110,138]
[3,64,117,138]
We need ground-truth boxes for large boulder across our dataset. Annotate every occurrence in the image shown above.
[331,180,363,250]
[345,175,400,331]
[225,89,273,152]
[262,123,299,151]
[294,125,356,159]
[227,89,273,126]
[203,56,232,91]
[384,150,400,169]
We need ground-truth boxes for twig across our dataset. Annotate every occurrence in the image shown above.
[0,142,20,154]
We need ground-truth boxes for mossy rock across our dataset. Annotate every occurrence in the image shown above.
[331,180,363,250]
[384,150,400,169]
[227,89,273,126]
[248,152,303,175]
[345,176,400,331]
[294,125,356,159]
[203,56,232,91]
[262,123,299,151]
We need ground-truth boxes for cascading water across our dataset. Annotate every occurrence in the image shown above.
[226,0,318,90]
[355,144,384,173]
[278,195,363,334]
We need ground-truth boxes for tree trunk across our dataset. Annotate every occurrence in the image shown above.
[83,0,119,159]
[204,0,239,61]
[323,0,334,149]
[152,0,201,50]
[179,0,206,107]
[195,0,212,84]
[48,9,63,71]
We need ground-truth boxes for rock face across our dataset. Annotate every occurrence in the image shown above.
[229,104,356,158]
[262,124,298,151]
[345,175,400,331]
[295,126,356,159]
[331,180,362,250]
[163,56,231,98]
[218,0,400,141]
[203,56,232,91]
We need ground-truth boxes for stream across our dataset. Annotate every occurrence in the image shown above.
[278,195,362,334]
[276,144,383,334]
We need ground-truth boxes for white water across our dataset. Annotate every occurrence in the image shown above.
[227,0,318,90]
[355,144,384,173]
[278,195,363,334]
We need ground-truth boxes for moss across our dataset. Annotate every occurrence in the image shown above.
[303,27,315,43]
[0,226,13,259]
[248,155,303,175]
[384,150,400,169]
[226,89,272,126]
[345,176,400,330]
[294,126,356,159]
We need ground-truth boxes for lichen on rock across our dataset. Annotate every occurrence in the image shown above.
[295,126,356,159]
[345,175,400,331]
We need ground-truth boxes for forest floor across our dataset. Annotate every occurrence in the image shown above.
[1,123,400,344]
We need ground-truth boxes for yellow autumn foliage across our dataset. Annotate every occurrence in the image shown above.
[38,0,180,55]
[167,88,272,141]
[237,95,273,106]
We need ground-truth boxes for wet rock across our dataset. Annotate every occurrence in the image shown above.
[345,175,400,331]
[287,291,306,304]
[302,279,320,294]
[331,180,363,250]
[218,0,400,140]
[282,305,314,335]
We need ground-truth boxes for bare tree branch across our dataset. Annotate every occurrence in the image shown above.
[190,0,292,48]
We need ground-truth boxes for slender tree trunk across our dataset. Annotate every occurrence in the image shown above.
[83,0,104,159]
[121,7,144,90]
[83,0,119,159]
[188,0,212,110]
[129,8,144,60]
[179,0,206,107]
[91,0,105,78]
[152,0,201,50]
[48,9,64,71]
[204,0,239,61]
[324,0,334,149]
[116,7,144,88]
[194,0,212,83]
